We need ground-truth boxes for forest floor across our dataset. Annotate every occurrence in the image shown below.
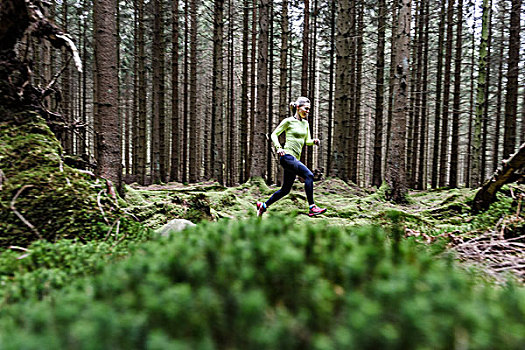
[125,177,525,284]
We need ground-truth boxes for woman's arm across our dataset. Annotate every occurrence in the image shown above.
[271,118,290,150]
[305,122,315,146]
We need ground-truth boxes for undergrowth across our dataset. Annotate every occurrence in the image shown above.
[0,216,523,349]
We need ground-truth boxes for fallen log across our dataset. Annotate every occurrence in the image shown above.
[472,142,525,212]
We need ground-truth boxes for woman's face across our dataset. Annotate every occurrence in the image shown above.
[297,102,310,119]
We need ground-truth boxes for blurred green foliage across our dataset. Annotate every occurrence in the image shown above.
[0,216,523,349]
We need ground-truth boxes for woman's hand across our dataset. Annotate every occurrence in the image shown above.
[313,138,320,146]
[277,148,286,157]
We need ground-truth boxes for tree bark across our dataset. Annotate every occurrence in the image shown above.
[188,0,198,182]
[372,0,386,187]
[211,0,224,184]
[93,0,121,193]
[170,0,180,181]
[449,0,463,188]
[502,0,522,159]
[430,0,447,188]
[251,0,269,179]
[332,0,351,180]
[386,0,411,203]
[471,0,491,187]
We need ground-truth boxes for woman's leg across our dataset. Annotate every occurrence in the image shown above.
[265,168,296,207]
[293,160,315,206]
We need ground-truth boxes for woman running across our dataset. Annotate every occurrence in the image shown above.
[256,96,327,217]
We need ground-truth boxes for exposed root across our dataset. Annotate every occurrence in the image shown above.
[10,185,42,240]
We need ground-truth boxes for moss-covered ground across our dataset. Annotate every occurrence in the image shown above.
[126,177,524,236]
[126,177,525,284]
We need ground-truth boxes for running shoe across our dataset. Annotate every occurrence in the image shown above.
[309,205,327,217]
[256,201,267,217]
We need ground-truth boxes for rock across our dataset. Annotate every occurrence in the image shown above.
[156,219,196,237]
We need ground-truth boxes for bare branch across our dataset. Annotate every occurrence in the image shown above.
[10,185,42,240]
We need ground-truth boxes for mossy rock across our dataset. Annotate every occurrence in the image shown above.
[0,111,142,247]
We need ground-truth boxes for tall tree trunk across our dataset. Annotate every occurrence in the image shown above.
[409,0,423,188]
[471,0,491,187]
[93,0,121,192]
[430,0,447,188]
[247,0,257,179]
[326,0,336,176]
[481,18,492,184]
[332,0,351,180]
[372,0,386,187]
[347,3,357,183]
[278,0,289,122]
[170,0,180,181]
[386,0,411,203]
[240,0,250,183]
[182,1,189,183]
[301,0,309,97]
[438,0,454,187]
[502,0,522,159]
[211,0,224,184]
[306,0,318,171]
[137,0,147,185]
[416,0,430,190]
[385,0,398,172]
[464,20,475,187]
[228,0,237,186]
[251,0,269,178]
[267,0,274,184]
[449,0,463,188]
[353,1,363,184]
[492,8,505,173]
[62,0,73,155]
[189,0,198,182]
[151,0,165,184]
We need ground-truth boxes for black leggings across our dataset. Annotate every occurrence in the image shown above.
[265,154,314,207]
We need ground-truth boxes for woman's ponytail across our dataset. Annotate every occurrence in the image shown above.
[289,102,297,116]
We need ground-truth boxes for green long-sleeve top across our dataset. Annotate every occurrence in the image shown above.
[271,117,314,159]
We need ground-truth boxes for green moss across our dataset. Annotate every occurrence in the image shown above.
[0,111,144,247]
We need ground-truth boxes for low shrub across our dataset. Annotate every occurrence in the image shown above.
[0,216,523,349]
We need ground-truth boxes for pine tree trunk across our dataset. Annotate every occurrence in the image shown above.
[326,0,336,176]
[251,0,269,179]
[438,0,454,187]
[267,1,274,184]
[481,18,492,184]
[182,1,189,183]
[464,24,475,187]
[332,0,351,180]
[61,0,73,155]
[247,0,257,179]
[240,0,250,183]
[372,0,386,187]
[409,0,424,188]
[211,0,224,184]
[170,0,180,181]
[471,0,491,187]
[228,0,237,186]
[502,0,522,159]
[151,0,164,184]
[189,0,198,183]
[278,0,289,122]
[93,0,122,192]
[449,0,463,188]
[386,0,411,203]
[354,1,363,185]
[430,0,447,188]
[137,0,147,185]
[416,0,430,190]
[301,0,309,97]
[492,9,505,173]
